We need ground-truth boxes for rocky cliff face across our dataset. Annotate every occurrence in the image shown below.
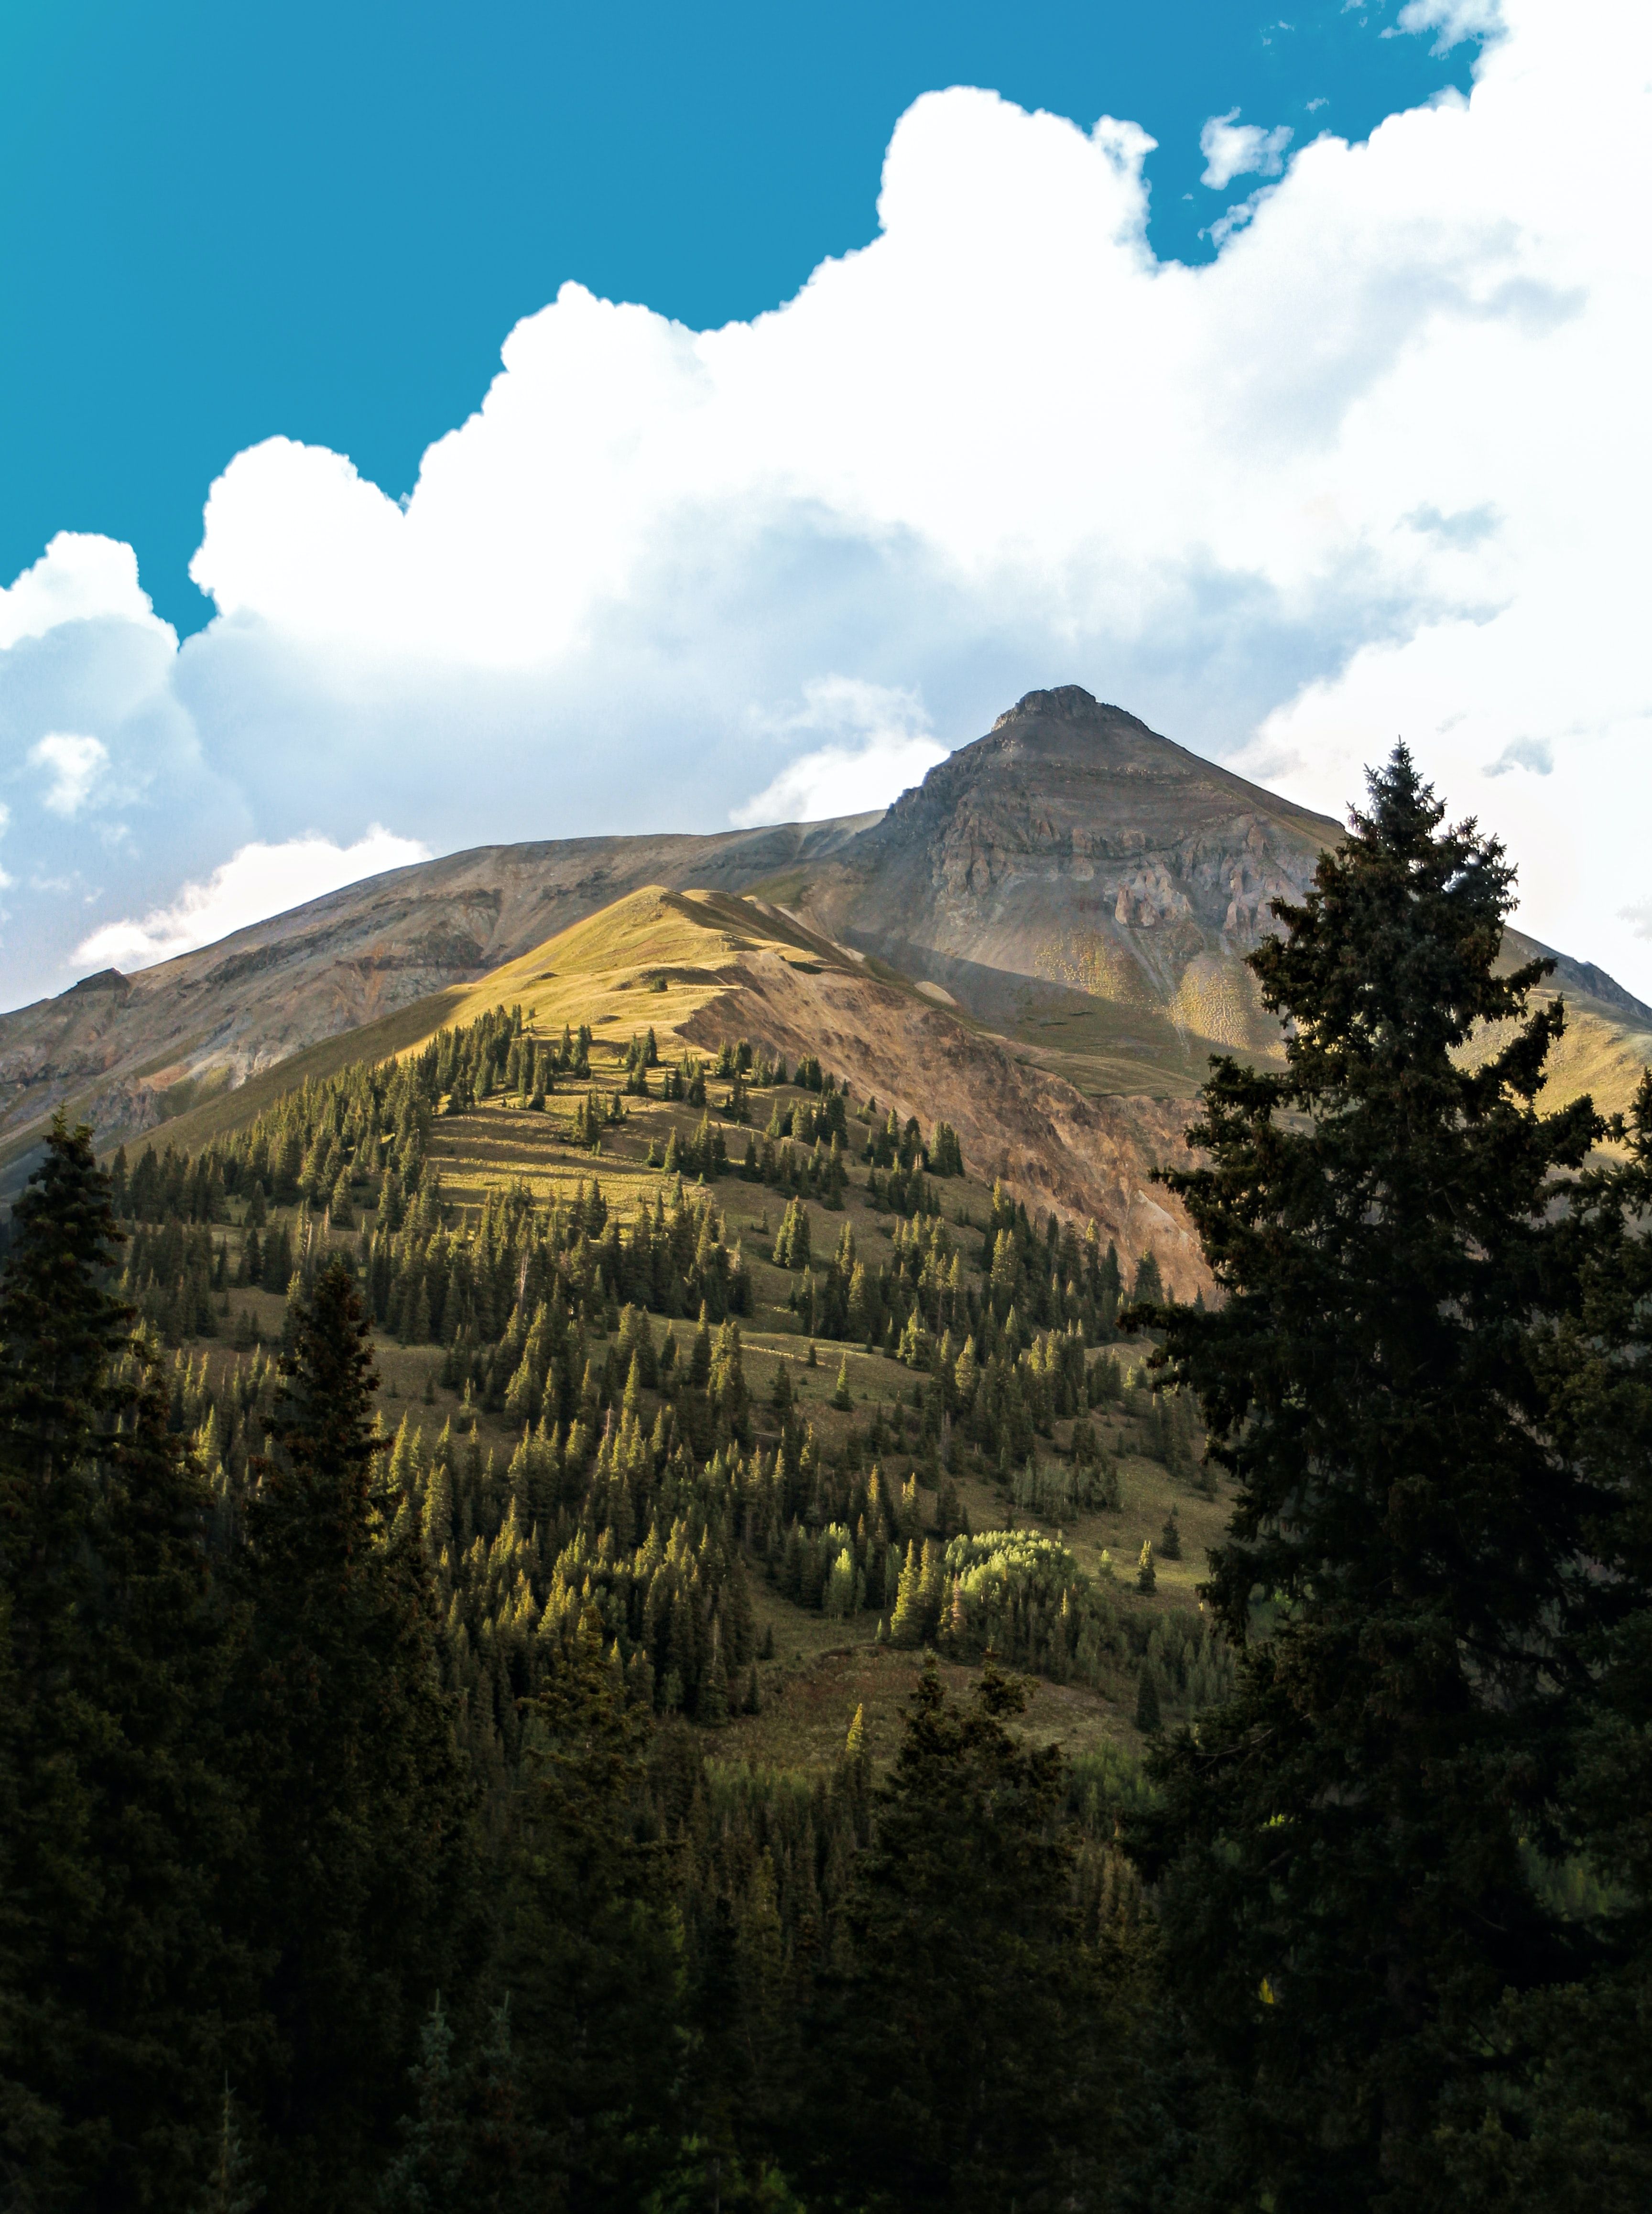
[865,686,1332,937]
[787,687,1340,1065]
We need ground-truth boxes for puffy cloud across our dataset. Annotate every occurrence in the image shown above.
[0,532,170,653]
[29,733,109,817]
[1199,109,1293,191]
[75,826,432,971]
[731,679,947,827]
[1,0,1649,1009]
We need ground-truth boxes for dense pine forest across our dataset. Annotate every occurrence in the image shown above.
[3,748,1651,2211]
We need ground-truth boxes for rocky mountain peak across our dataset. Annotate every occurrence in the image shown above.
[993,683,1112,727]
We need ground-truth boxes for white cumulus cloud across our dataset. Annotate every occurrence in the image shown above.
[0,533,171,653]
[731,679,947,826]
[0,0,1649,1009]
[1199,109,1294,191]
[29,733,109,817]
[75,826,431,972]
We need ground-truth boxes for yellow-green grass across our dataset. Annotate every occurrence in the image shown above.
[1461,998,1652,1128]
[136,884,877,1166]
[716,1643,1139,1779]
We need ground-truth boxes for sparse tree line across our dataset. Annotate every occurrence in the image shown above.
[103,1098,1196,1529]
[93,998,984,1338]
[100,1008,960,1239]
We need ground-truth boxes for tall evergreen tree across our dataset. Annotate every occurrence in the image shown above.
[0,1116,128,2194]
[1428,1068,1652,2208]
[1130,749,1609,2208]
[237,1256,472,2211]
[505,1606,680,2211]
[71,1353,254,2205]
[0,1117,246,2204]
[813,1658,1123,2212]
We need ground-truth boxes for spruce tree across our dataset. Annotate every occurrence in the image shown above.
[73,1357,254,2203]
[0,1115,131,2192]
[1428,1069,1652,2203]
[889,1540,924,1646]
[0,1125,127,2196]
[1129,749,1609,2207]
[507,1606,679,2209]
[237,1256,472,2211]
[815,1659,1120,2210]
[0,1118,247,2203]
[1134,1664,1162,1737]
[380,1997,466,2213]
[197,2083,261,2214]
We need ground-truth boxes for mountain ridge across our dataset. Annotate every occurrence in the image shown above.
[1,689,1645,1218]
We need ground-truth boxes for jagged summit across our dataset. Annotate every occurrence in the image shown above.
[864,686,1324,863]
[992,683,1128,727]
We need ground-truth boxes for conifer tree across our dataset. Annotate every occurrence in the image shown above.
[1130,1248,1163,1308]
[380,1997,466,2213]
[1134,1664,1162,1737]
[815,1660,1119,2210]
[889,1540,924,1646]
[698,1617,731,1726]
[73,1357,254,2201]
[197,2083,261,2214]
[0,1118,247,2203]
[0,1117,132,2191]
[708,1319,751,1445]
[831,1352,853,1411]
[1426,1069,1652,2202]
[236,1257,472,2211]
[508,1606,679,2208]
[1130,748,1610,2205]
[917,1536,946,1639]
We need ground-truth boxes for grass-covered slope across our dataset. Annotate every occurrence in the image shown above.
[150,882,1213,1292]
[114,957,1234,1775]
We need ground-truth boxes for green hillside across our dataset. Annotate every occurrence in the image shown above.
[117,968,1230,1769]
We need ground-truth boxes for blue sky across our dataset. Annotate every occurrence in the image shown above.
[1,1,1477,637]
[3,0,1649,1013]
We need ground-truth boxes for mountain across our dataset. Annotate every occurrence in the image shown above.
[2,687,1646,1247]
[780,686,1652,1099]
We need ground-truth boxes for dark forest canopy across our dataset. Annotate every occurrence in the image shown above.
[1,747,1651,2211]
